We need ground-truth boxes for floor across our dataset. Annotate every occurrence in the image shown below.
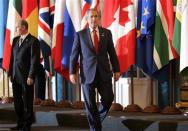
[1,103,188,131]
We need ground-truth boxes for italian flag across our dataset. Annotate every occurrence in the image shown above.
[2,0,22,71]
[173,0,188,76]
[153,0,177,70]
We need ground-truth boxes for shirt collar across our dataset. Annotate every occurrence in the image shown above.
[20,32,29,40]
[89,26,99,33]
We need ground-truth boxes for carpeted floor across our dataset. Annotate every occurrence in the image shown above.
[1,104,188,131]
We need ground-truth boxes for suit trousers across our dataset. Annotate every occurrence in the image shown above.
[12,79,34,127]
[81,70,114,131]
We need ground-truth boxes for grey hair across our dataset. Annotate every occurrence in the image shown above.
[19,19,28,30]
[86,8,101,19]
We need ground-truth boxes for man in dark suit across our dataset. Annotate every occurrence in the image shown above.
[70,9,120,131]
[8,19,40,131]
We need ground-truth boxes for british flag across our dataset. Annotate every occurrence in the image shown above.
[38,0,55,76]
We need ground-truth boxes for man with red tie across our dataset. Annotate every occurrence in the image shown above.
[70,9,120,131]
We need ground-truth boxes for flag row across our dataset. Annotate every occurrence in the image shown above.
[0,0,187,81]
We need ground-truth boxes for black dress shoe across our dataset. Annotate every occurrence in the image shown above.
[10,125,23,130]
[20,126,31,131]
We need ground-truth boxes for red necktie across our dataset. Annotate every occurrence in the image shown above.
[93,29,99,53]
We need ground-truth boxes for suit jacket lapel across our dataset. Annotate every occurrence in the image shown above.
[15,37,20,52]
[98,27,105,50]
[86,28,96,52]
[19,33,31,49]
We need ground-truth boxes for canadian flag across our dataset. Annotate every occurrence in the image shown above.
[102,0,136,74]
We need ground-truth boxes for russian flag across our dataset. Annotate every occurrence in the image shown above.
[52,0,82,80]
[62,0,82,70]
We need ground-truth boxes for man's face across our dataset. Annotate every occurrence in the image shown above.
[87,10,99,29]
[15,22,25,35]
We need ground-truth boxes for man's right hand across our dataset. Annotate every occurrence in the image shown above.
[9,76,13,82]
[70,74,77,84]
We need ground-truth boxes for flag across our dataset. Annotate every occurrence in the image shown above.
[81,0,100,29]
[61,0,82,79]
[38,0,55,75]
[154,0,177,71]
[136,0,156,76]
[0,0,9,67]
[22,0,38,37]
[173,0,188,76]
[52,0,67,79]
[49,0,55,29]
[2,0,22,71]
[102,0,136,74]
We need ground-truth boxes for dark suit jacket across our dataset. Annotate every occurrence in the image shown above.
[9,33,40,85]
[70,27,120,84]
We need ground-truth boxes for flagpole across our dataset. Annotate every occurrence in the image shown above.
[72,71,85,109]
[161,61,181,114]
[3,70,5,96]
[55,73,58,101]
[53,74,71,108]
[124,65,142,112]
[7,74,9,97]
[143,78,160,113]
[96,90,99,103]
[56,76,72,108]
[114,79,116,103]
[2,72,13,104]
[62,78,66,100]
[78,73,81,101]
[109,78,123,111]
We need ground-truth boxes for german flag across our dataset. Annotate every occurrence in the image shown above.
[22,0,38,37]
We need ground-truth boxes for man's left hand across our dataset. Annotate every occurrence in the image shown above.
[114,72,120,81]
[27,77,34,85]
